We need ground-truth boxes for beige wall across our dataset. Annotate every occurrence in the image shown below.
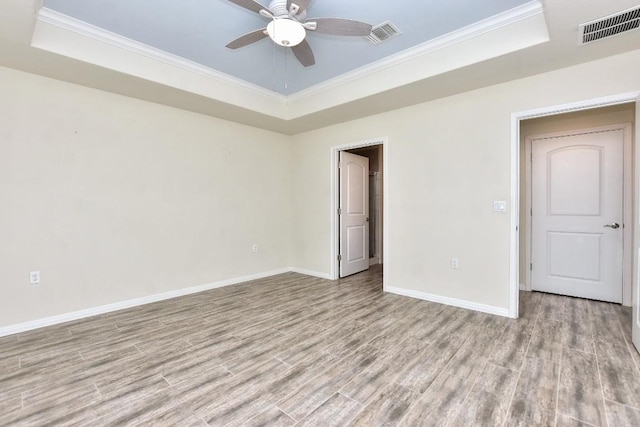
[0,66,293,327]
[291,49,640,312]
[2,49,640,329]
[519,104,636,286]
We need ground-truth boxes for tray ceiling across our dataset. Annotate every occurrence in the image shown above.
[41,0,532,95]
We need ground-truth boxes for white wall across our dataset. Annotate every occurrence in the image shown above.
[0,66,293,328]
[291,49,640,313]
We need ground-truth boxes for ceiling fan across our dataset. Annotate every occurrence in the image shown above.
[225,0,373,67]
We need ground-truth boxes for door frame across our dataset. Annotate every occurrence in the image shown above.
[523,123,632,303]
[524,123,633,306]
[330,137,389,282]
[510,91,640,318]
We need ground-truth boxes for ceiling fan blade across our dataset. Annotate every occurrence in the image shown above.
[227,0,269,15]
[287,0,311,15]
[226,28,268,49]
[309,18,373,36]
[291,40,315,67]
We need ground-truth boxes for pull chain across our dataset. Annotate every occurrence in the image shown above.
[272,28,277,91]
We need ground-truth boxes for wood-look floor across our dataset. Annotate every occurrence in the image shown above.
[1,265,640,426]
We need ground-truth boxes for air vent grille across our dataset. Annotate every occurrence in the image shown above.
[579,6,640,45]
[366,21,401,45]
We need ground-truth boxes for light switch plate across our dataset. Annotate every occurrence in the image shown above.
[493,201,507,212]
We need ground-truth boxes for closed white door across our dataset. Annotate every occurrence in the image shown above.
[339,151,369,277]
[531,128,624,303]
[632,99,640,353]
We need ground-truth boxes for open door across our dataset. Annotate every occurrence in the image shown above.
[339,151,369,277]
[633,98,640,352]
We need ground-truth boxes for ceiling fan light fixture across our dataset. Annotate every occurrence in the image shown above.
[267,18,306,46]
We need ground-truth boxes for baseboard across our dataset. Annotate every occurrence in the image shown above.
[385,286,511,318]
[0,268,292,338]
[520,283,526,291]
[289,268,332,280]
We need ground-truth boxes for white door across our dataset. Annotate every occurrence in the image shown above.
[633,99,640,352]
[531,128,624,303]
[339,151,369,277]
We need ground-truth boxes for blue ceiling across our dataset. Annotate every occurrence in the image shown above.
[42,0,531,95]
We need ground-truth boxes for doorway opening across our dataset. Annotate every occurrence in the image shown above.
[522,118,633,304]
[510,95,638,319]
[344,146,383,270]
[330,138,388,282]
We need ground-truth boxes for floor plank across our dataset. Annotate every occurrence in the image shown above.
[296,393,362,427]
[604,399,640,426]
[557,348,607,426]
[400,373,474,426]
[347,383,419,426]
[504,357,559,426]
[449,362,519,426]
[596,340,640,408]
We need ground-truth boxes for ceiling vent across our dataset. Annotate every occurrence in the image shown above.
[579,6,640,45]
[366,21,401,45]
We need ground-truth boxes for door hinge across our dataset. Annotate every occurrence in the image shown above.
[530,208,532,216]
[338,162,343,169]
[530,263,533,271]
[337,208,342,215]
[338,254,342,262]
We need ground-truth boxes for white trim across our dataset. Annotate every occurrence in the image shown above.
[0,268,293,337]
[386,286,511,318]
[633,97,640,350]
[510,91,640,318]
[520,283,527,291]
[623,123,634,306]
[514,92,640,121]
[36,8,287,104]
[510,108,521,318]
[383,141,389,285]
[289,268,332,280]
[524,136,532,292]
[288,1,544,103]
[330,137,389,283]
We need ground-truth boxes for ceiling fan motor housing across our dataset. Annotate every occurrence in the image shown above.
[268,0,307,20]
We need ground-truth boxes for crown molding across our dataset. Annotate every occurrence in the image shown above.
[285,1,548,118]
[35,8,289,105]
[37,7,287,103]
[288,1,545,104]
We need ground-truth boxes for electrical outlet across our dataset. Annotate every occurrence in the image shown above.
[30,271,40,285]
[451,258,459,269]
[252,244,258,253]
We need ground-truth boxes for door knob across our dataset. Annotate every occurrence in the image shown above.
[603,223,620,229]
